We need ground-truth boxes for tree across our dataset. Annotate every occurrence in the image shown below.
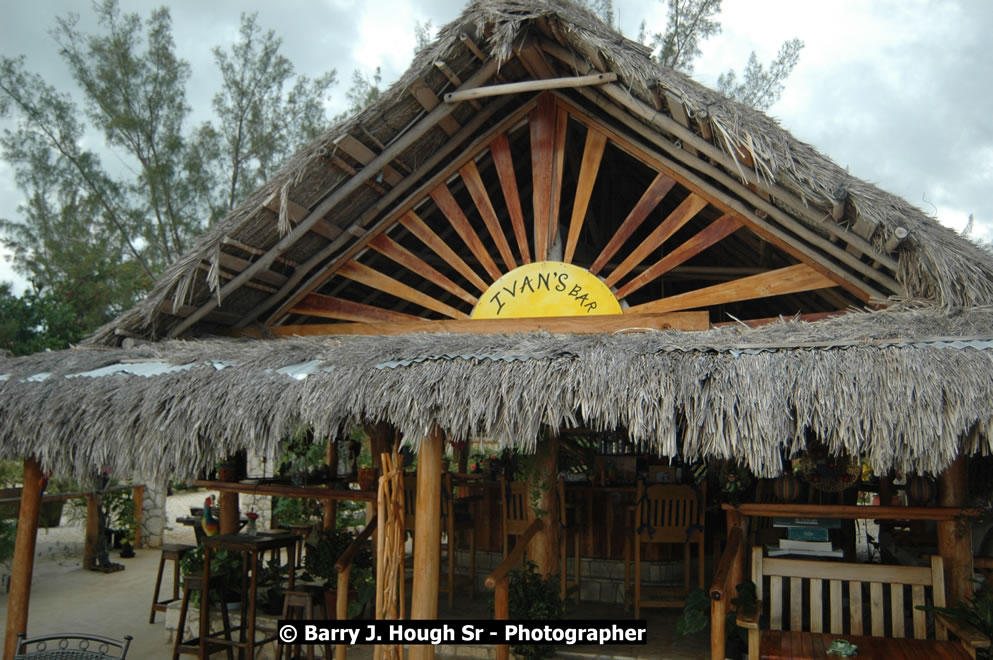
[588,0,804,111]
[0,1,337,341]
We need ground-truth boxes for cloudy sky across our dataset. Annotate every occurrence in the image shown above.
[1,0,990,293]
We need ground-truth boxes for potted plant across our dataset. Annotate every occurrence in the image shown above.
[304,527,374,619]
[495,561,563,659]
[179,543,242,607]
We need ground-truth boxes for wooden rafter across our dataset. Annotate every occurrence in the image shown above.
[605,193,708,288]
[444,72,617,103]
[628,264,838,315]
[564,126,606,264]
[215,252,287,287]
[409,80,461,137]
[254,311,710,338]
[399,212,489,294]
[531,94,556,261]
[429,184,502,282]
[590,173,676,275]
[335,135,404,186]
[263,193,341,242]
[290,293,421,323]
[460,160,517,271]
[490,134,531,264]
[614,214,744,299]
[548,105,568,251]
[337,261,468,319]
[171,56,502,338]
[368,233,478,306]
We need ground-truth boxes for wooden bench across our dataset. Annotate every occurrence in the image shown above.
[737,546,989,659]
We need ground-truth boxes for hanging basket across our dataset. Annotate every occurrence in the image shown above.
[793,445,861,492]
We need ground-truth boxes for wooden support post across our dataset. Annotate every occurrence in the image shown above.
[218,491,239,536]
[494,579,510,660]
[410,425,443,660]
[937,453,973,606]
[725,508,747,596]
[132,485,144,549]
[4,457,43,660]
[324,437,338,530]
[528,433,560,578]
[83,493,100,570]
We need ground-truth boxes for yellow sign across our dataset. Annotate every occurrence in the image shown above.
[471,261,622,319]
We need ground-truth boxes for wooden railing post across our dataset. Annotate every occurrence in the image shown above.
[486,519,543,660]
[494,579,509,660]
[132,485,144,549]
[83,493,100,570]
[334,514,378,660]
[336,565,352,660]
[709,526,744,660]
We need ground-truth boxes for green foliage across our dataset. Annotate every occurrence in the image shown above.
[717,38,805,111]
[102,488,139,546]
[277,425,326,478]
[272,496,319,526]
[336,68,381,121]
[0,518,16,568]
[502,561,563,659]
[917,579,993,644]
[304,527,372,586]
[676,581,756,643]
[179,542,242,607]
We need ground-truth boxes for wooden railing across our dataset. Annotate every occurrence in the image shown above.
[485,519,543,660]
[709,526,744,660]
[333,515,378,660]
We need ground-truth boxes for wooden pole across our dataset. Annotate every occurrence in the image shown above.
[218,491,239,535]
[83,493,100,570]
[938,453,973,605]
[4,457,43,660]
[528,432,560,577]
[324,437,338,530]
[132,485,144,549]
[409,425,443,660]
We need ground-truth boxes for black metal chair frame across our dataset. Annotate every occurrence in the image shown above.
[14,632,133,659]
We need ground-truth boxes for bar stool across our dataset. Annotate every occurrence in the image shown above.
[150,543,195,623]
[172,573,235,660]
[275,589,332,660]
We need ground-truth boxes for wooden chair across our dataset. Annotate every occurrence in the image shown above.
[403,472,476,608]
[500,478,530,562]
[628,482,705,617]
[738,547,990,659]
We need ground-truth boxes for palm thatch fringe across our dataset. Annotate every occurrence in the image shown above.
[4,306,993,482]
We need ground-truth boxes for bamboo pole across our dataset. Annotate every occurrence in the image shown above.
[528,433,560,577]
[132,485,144,549]
[218,491,239,536]
[938,453,973,606]
[409,425,443,660]
[83,493,100,570]
[4,458,43,660]
[444,72,616,103]
[336,564,352,659]
[324,438,338,530]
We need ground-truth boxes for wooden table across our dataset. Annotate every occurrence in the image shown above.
[201,533,300,660]
[759,631,972,659]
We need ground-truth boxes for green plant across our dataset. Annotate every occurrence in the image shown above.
[272,496,318,526]
[102,489,139,546]
[277,425,326,479]
[0,519,16,569]
[304,527,374,617]
[917,579,993,658]
[256,557,287,611]
[179,543,242,607]
[676,582,757,644]
[498,561,563,659]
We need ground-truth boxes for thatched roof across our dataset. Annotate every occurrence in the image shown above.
[86,0,993,345]
[4,306,993,481]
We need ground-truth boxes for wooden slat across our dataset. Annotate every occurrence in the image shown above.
[810,578,823,633]
[460,160,517,270]
[548,105,568,252]
[531,94,556,261]
[614,213,743,299]
[723,503,977,521]
[891,583,905,638]
[399,212,489,294]
[664,91,698,156]
[605,193,709,287]
[829,579,843,634]
[770,575,783,630]
[290,293,421,323]
[870,582,884,637]
[590,173,676,275]
[264,193,342,241]
[256,311,710,338]
[628,264,837,315]
[490,135,530,264]
[850,581,863,635]
[430,184,502,282]
[335,135,404,186]
[434,60,481,109]
[911,584,926,639]
[216,252,287,287]
[790,577,802,631]
[564,127,606,264]
[330,154,387,194]
[368,233,478,306]
[409,80,460,136]
[337,261,468,319]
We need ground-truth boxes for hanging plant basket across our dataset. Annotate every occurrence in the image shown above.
[793,443,861,492]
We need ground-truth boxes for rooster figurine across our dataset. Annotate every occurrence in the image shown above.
[201,496,220,536]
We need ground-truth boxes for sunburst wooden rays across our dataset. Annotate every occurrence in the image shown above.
[283,94,845,330]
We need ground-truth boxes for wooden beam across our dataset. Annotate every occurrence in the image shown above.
[337,261,468,319]
[615,214,744,299]
[531,94,556,261]
[330,154,387,195]
[430,184,502,282]
[548,90,885,301]
[369,233,478,306]
[460,160,517,270]
[663,91,698,157]
[444,72,616,103]
[885,227,909,253]
[263,193,341,243]
[254,311,710,337]
[549,105,568,252]
[434,60,482,109]
[459,32,487,61]
[711,310,848,329]
[539,41,901,275]
[590,173,676,275]
[252,94,520,329]
[215,252,287,287]
[938,452,973,606]
[4,458,42,660]
[169,56,501,338]
[605,193,709,288]
[629,263,837,315]
[564,127,607,264]
[846,212,879,257]
[290,293,421,323]
[334,135,404,187]
[399,211,489,294]
[409,80,460,137]
[409,426,443,657]
[490,134,531,264]
[197,262,276,293]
